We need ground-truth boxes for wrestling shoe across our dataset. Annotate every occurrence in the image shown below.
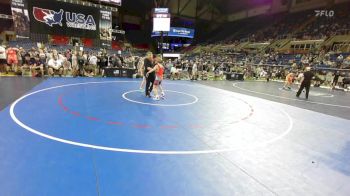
[153,96,160,101]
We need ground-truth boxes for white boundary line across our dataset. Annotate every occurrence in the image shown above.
[233,82,350,109]
[122,90,198,107]
[10,80,294,155]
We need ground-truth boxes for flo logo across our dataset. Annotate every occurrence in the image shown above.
[315,10,335,17]
[33,7,63,27]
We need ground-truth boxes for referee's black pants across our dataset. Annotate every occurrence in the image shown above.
[296,81,311,99]
[145,75,155,96]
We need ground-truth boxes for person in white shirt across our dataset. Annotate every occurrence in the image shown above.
[337,54,344,62]
[85,53,97,77]
[191,62,198,80]
[48,54,63,76]
[0,45,6,73]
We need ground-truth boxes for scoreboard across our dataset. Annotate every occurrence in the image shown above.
[153,8,170,32]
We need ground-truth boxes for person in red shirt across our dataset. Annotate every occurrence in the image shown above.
[6,47,19,73]
[147,55,165,100]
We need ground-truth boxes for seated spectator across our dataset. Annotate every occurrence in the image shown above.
[48,54,63,76]
[62,57,72,77]
[85,53,97,77]
[38,49,47,63]
[21,53,32,75]
[30,55,44,77]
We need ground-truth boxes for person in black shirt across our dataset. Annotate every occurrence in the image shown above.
[30,55,44,77]
[21,53,32,75]
[332,71,340,89]
[77,51,86,76]
[144,52,155,97]
[296,67,314,99]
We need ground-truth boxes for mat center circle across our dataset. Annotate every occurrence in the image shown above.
[122,90,199,107]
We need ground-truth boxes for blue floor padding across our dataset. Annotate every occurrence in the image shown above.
[1,78,350,195]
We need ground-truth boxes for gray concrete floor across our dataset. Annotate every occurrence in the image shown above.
[0,77,46,111]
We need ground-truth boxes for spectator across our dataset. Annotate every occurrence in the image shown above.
[0,45,6,74]
[71,51,79,77]
[77,51,86,76]
[48,53,63,76]
[86,52,97,77]
[62,57,72,77]
[6,46,19,74]
[30,55,44,77]
[21,53,31,75]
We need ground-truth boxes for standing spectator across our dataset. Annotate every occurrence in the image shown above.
[6,46,19,73]
[0,45,6,74]
[137,57,146,91]
[98,52,108,76]
[77,51,86,76]
[191,61,198,81]
[18,47,26,70]
[71,51,79,77]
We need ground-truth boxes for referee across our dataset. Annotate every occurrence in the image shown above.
[144,52,155,97]
[296,67,314,100]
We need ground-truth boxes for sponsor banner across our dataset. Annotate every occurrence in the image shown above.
[100,10,112,41]
[100,10,112,48]
[11,0,30,38]
[152,27,195,39]
[28,0,99,38]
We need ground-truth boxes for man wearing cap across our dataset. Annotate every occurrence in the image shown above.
[296,67,314,99]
